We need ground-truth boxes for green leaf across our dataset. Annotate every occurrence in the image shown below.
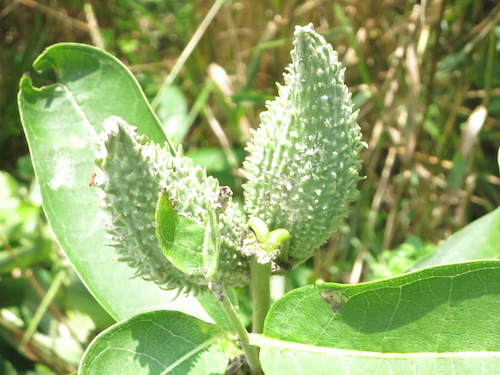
[18,43,208,321]
[79,310,229,375]
[410,207,500,270]
[254,261,500,374]
[156,85,189,147]
[156,190,218,278]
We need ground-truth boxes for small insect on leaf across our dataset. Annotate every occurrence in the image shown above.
[89,172,97,186]
[319,289,348,313]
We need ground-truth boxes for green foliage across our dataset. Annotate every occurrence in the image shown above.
[18,24,500,375]
[80,311,230,375]
[3,1,499,373]
[0,171,51,273]
[0,170,115,373]
[17,43,209,321]
[368,236,435,280]
[155,86,190,148]
[157,190,218,278]
[411,206,500,271]
[255,261,500,374]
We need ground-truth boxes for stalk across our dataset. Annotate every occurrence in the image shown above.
[216,288,262,374]
[250,258,271,334]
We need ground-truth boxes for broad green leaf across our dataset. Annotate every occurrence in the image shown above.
[156,190,218,278]
[79,310,229,375]
[254,261,500,375]
[411,207,500,271]
[18,43,208,321]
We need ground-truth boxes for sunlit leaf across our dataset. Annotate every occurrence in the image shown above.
[80,311,229,375]
[18,43,207,321]
[411,207,500,270]
[254,261,500,374]
[156,190,218,278]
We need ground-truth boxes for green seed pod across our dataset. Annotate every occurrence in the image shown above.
[242,24,365,265]
[94,116,249,294]
[218,199,250,286]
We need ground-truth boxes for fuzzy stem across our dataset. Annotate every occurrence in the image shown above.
[217,289,262,374]
[250,258,271,334]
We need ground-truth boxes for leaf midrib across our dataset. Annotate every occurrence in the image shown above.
[159,335,223,375]
[250,335,500,359]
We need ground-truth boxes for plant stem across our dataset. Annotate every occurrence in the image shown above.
[217,289,262,374]
[250,257,271,334]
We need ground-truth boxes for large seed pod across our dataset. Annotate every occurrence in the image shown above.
[242,24,365,264]
[94,117,249,294]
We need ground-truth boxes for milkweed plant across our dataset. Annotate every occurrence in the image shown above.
[95,24,363,291]
[19,23,499,375]
[91,23,362,373]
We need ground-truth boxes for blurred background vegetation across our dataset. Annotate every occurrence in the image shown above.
[0,0,499,373]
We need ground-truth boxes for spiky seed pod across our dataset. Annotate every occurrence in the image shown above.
[242,24,365,264]
[218,200,250,286]
[94,116,249,294]
[155,141,250,286]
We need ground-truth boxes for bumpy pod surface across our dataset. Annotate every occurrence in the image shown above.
[94,117,249,294]
[242,24,365,264]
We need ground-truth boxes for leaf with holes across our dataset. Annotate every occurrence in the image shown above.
[18,43,207,321]
[252,260,500,375]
